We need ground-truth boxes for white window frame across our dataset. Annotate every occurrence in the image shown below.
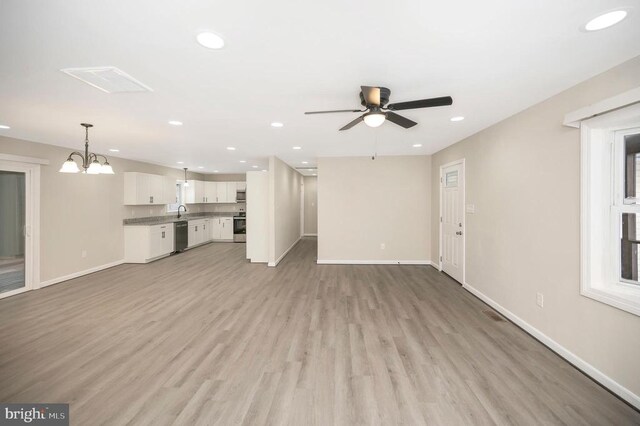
[581,103,640,317]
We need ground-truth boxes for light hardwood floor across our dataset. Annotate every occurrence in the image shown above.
[0,238,638,425]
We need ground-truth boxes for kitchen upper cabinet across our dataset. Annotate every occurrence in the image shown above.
[204,182,217,204]
[124,172,168,205]
[185,180,205,204]
[124,223,174,263]
[180,180,245,204]
[164,177,178,204]
[215,182,228,203]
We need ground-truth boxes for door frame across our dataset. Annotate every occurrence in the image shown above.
[439,158,465,285]
[0,159,41,299]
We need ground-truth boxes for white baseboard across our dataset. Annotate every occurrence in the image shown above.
[268,237,301,267]
[316,259,431,265]
[303,233,317,237]
[39,260,125,289]
[463,282,640,410]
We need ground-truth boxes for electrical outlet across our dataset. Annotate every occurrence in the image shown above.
[536,293,544,308]
[81,250,87,258]
[380,243,385,250]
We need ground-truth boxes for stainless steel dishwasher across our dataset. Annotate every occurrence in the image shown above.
[174,221,188,252]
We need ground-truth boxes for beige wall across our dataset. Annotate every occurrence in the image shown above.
[430,55,640,399]
[318,156,431,262]
[0,136,203,282]
[303,176,317,235]
[269,156,302,265]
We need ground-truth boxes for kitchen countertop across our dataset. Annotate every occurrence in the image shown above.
[123,212,240,226]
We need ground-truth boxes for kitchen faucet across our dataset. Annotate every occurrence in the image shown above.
[177,205,187,219]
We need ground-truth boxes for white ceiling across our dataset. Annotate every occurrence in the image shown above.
[1,0,639,175]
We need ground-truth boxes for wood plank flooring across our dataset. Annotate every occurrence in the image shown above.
[0,238,638,425]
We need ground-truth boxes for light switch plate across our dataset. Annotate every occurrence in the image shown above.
[466,204,476,213]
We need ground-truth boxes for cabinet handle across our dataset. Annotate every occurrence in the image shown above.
[162,231,165,238]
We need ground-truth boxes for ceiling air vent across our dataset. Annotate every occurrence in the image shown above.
[60,67,153,93]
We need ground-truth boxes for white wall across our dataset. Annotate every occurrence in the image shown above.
[246,171,268,263]
[318,156,431,263]
[268,156,302,266]
[431,55,640,405]
[303,176,317,235]
[0,136,204,283]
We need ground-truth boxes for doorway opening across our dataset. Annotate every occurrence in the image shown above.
[0,159,40,299]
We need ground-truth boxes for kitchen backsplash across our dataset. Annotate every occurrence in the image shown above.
[123,203,245,219]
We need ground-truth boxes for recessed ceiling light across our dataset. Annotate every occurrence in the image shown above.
[196,32,225,49]
[450,116,465,122]
[312,174,317,176]
[293,146,302,150]
[308,168,313,171]
[585,10,628,31]
[168,120,183,126]
[413,144,422,148]
[252,165,258,168]
[226,146,236,151]
[198,166,204,169]
[239,160,247,163]
[109,148,120,152]
[0,124,10,129]
[213,170,219,173]
[271,122,284,128]
[262,169,267,172]
[302,161,308,164]
[177,161,184,164]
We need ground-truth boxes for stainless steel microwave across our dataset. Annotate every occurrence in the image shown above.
[236,190,246,202]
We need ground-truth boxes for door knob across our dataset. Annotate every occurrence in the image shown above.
[456,231,463,235]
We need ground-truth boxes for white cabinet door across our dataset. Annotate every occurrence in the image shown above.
[149,174,163,204]
[202,219,211,242]
[185,180,206,204]
[226,182,237,203]
[215,182,227,203]
[211,218,222,239]
[221,217,234,240]
[204,182,217,204]
[149,224,172,258]
[236,181,247,191]
[163,177,178,205]
[188,222,197,247]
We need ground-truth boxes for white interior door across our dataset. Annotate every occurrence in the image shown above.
[441,161,465,283]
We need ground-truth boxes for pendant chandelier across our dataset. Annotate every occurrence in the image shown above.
[59,123,114,174]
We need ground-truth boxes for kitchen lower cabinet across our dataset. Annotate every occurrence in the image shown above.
[211,217,234,241]
[124,224,174,263]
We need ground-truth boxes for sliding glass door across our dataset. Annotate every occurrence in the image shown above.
[0,170,26,295]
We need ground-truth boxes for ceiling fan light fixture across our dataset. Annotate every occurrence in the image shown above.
[363,112,386,128]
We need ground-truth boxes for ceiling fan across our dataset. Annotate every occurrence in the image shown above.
[305,86,453,131]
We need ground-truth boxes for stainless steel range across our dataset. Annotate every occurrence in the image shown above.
[233,213,246,243]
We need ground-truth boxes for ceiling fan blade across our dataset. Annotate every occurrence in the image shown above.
[387,96,453,111]
[339,115,365,131]
[305,109,363,115]
[386,112,417,129]
[361,86,381,106]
